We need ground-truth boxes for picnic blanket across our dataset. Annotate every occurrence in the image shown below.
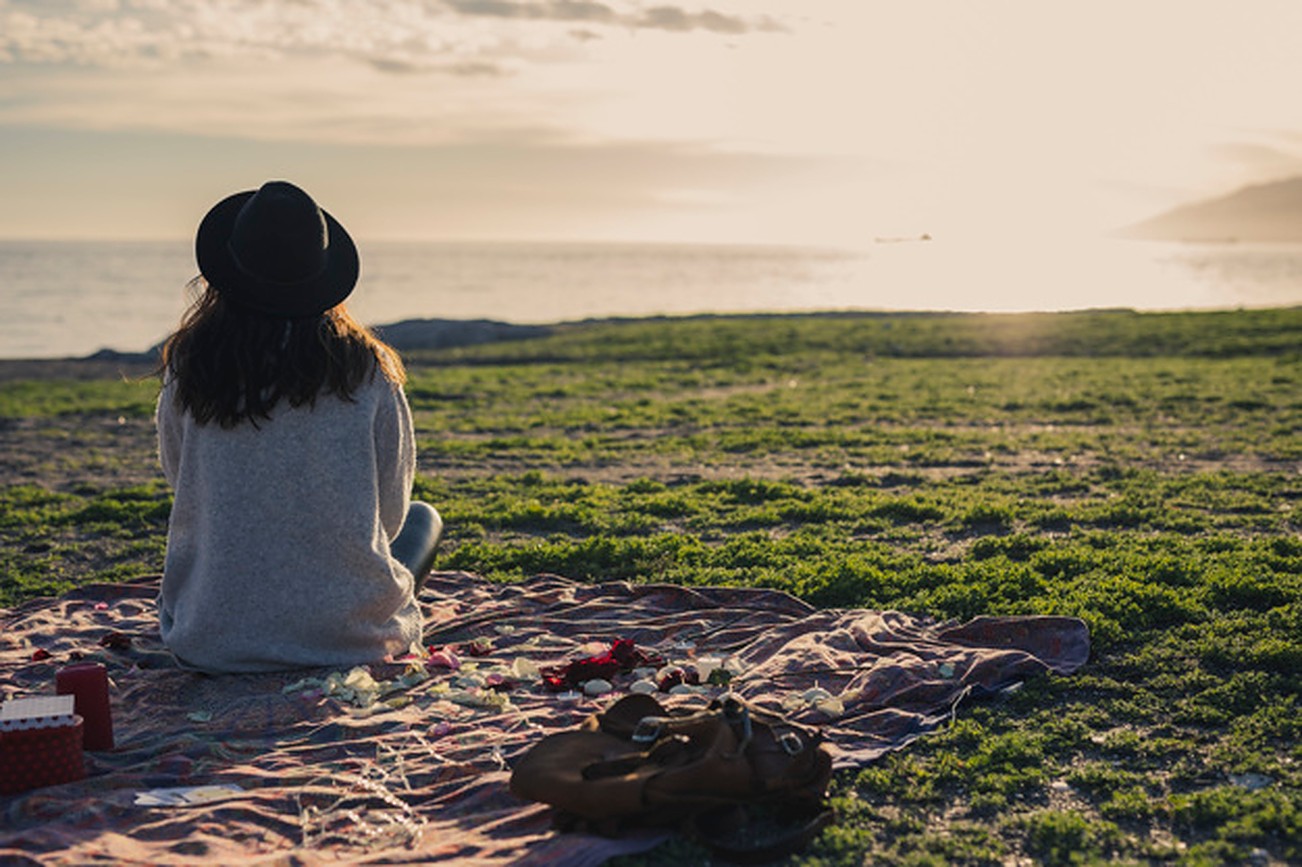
[1,572,1090,865]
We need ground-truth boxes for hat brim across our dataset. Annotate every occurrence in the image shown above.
[195,189,359,319]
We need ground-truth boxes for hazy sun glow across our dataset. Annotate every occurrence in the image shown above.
[2,0,1302,247]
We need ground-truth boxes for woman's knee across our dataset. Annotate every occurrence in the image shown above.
[407,501,441,535]
[394,501,443,583]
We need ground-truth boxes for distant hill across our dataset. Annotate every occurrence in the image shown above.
[1118,176,1302,242]
[372,318,552,352]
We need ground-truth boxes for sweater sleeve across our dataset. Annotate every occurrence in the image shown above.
[156,379,183,488]
[375,377,416,542]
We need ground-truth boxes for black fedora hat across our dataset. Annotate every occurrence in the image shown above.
[195,181,359,319]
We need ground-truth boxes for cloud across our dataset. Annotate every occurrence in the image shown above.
[442,0,783,34]
[445,0,617,24]
[0,0,799,157]
[0,0,787,78]
[638,6,740,34]
[366,57,509,77]
[0,1,494,77]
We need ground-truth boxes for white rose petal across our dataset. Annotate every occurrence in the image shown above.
[583,679,613,696]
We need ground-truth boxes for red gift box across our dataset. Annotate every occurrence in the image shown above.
[0,716,86,795]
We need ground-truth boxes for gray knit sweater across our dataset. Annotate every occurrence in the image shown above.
[156,373,422,673]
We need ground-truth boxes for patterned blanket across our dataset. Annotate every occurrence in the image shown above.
[1,572,1089,864]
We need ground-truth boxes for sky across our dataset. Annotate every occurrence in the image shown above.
[3,0,1302,247]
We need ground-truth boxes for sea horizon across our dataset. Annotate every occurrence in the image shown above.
[2,236,1300,360]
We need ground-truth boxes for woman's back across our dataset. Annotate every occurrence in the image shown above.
[157,371,421,672]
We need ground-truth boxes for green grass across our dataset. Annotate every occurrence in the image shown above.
[0,377,158,419]
[2,307,1299,864]
[0,482,170,600]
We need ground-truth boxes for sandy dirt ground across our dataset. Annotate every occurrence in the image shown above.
[1,355,1289,494]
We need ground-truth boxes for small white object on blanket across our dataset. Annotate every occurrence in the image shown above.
[582,679,613,696]
[0,695,75,731]
[134,784,246,807]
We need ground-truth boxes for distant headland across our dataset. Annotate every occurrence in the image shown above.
[1118,175,1302,243]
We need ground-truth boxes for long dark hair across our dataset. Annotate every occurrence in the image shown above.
[160,278,406,428]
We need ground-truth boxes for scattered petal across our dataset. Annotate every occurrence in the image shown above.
[694,656,722,680]
[801,687,833,703]
[461,639,493,657]
[426,648,461,671]
[785,685,846,716]
[282,677,322,695]
[582,678,613,696]
[454,671,486,689]
[655,665,698,692]
[395,668,430,690]
[541,639,666,692]
[30,648,52,661]
[814,696,845,717]
[707,669,733,686]
[445,686,514,712]
[511,657,539,679]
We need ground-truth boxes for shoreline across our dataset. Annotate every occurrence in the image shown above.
[0,317,552,381]
[1,305,1300,380]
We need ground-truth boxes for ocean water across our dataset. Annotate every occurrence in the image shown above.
[1,237,1299,359]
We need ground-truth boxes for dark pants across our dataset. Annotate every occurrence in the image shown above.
[391,501,443,590]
